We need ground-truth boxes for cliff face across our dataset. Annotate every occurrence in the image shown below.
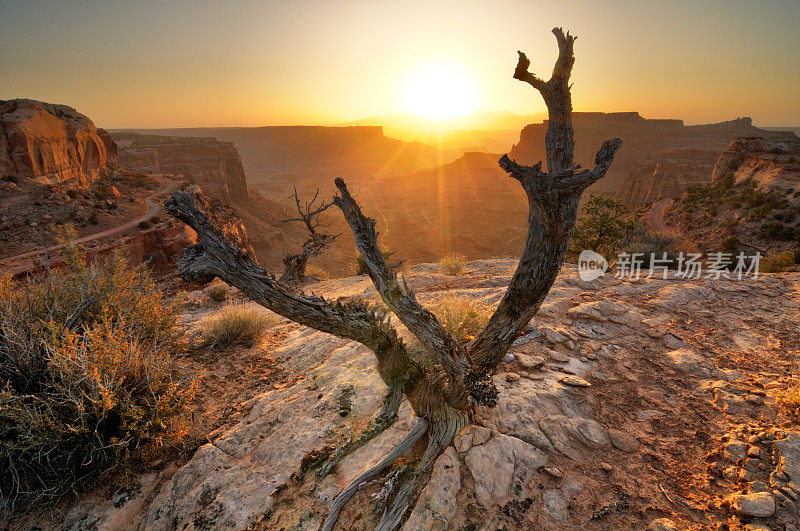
[117,141,249,201]
[712,136,800,193]
[619,148,722,208]
[0,99,117,187]
[509,113,789,207]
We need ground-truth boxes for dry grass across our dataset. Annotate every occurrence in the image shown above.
[0,232,197,521]
[441,254,467,276]
[426,295,492,343]
[305,264,329,280]
[202,305,277,349]
[206,281,229,302]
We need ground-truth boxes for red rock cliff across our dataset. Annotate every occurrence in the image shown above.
[0,99,117,187]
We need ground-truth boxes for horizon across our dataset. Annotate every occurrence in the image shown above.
[2,0,800,129]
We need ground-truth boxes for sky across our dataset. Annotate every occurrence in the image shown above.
[1,0,799,129]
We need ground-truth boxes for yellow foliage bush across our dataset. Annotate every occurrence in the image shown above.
[441,254,467,276]
[0,232,197,520]
[426,295,492,344]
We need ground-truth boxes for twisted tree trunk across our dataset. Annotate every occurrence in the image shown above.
[165,27,621,530]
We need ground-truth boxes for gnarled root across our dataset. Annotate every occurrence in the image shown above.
[319,386,404,479]
[322,417,429,531]
[376,412,469,530]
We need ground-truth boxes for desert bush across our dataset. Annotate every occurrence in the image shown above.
[759,220,795,241]
[305,264,329,280]
[0,237,193,520]
[138,220,151,229]
[426,296,492,344]
[440,254,466,276]
[760,250,796,273]
[205,281,229,302]
[569,194,637,261]
[201,305,276,349]
[356,249,391,275]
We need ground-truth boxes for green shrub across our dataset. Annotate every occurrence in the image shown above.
[759,220,794,241]
[205,281,229,302]
[569,194,637,261]
[760,250,796,273]
[138,220,151,229]
[0,236,194,520]
[201,305,276,349]
[441,254,466,276]
[426,296,492,344]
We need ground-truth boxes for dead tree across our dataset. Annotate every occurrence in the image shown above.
[165,27,621,531]
[278,187,338,284]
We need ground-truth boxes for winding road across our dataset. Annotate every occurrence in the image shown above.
[1,177,177,275]
[649,198,672,234]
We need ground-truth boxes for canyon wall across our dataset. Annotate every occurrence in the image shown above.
[712,136,800,193]
[508,112,790,208]
[619,148,723,208]
[117,141,249,202]
[0,99,117,187]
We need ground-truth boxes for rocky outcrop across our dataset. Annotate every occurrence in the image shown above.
[508,112,792,206]
[33,260,800,530]
[619,148,722,208]
[0,99,117,187]
[711,136,800,193]
[117,141,249,201]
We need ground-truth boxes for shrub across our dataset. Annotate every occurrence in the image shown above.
[205,281,229,302]
[0,237,194,520]
[759,220,794,241]
[138,220,151,229]
[305,264,329,280]
[88,212,99,225]
[1,175,18,184]
[201,305,276,349]
[356,249,392,275]
[426,296,492,344]
[569,194,637,261]
[150,216,161,224]
[441,254,466,276]
[760,250,796,273]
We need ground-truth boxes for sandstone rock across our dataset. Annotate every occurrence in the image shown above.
[542,489,568,523]
[730,491,775,517]
[402,447,460,531]
[0,99,116,187]
[518,353,545,370]
[608,428,640,453]
[463,433,547,506]
[724,440,748,461]
[541,326,565,344]
[559,375,591,388]
[539,414,611,459]
[647,518,678,531]
[664,348,716,379]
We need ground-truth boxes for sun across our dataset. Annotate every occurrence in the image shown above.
[401,64,478,120]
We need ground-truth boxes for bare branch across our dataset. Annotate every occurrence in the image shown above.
[557,137,623,193]
[332,178,470,392]
[469,28,621,370]
[165,189,421,391]
[280,187,337,283]
[513,51,547,93]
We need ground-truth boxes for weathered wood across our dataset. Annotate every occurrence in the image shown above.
[468,27,621,370]
[279,187,338,284]
[333,178,470,407]
[166,27,622,531]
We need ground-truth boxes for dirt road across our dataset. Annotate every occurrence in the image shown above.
[649,198,671,233]
[1,177,177,274]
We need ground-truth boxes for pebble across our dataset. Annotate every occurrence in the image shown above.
[502,352,516,363]
[646,518,677,531]
[600,462,613,472]
[560,375,591,388]
[506,372,521,382]
[542,466,564,478]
